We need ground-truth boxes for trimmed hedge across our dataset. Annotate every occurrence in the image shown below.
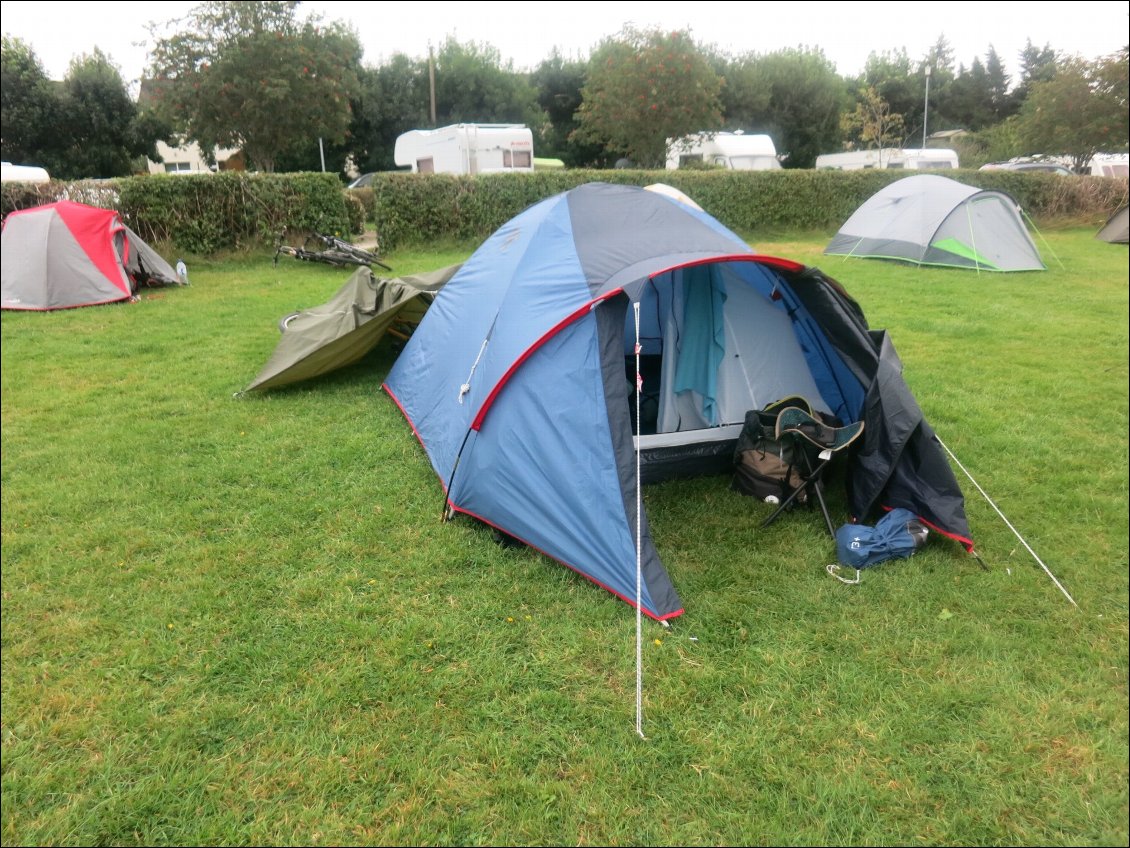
[1,171,356,255]
[363,168,1129,250]
[4,168,1125,256]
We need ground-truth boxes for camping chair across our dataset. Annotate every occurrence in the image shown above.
[760,405,865,537]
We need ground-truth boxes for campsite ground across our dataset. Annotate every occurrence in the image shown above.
[1,226,1127,846]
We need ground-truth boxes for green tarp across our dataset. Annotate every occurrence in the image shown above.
[243,264,461,393]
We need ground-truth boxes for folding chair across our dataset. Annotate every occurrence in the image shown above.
[760,405,865,536]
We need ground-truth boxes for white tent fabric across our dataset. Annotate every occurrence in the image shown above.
[825,175,1045,272]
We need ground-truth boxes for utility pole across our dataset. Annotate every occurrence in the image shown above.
[922,64,932,149]
[429,44,437,127]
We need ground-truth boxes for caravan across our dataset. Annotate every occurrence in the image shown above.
[394,123,534,175]
[815,148,959,171]
[666,132,782,171]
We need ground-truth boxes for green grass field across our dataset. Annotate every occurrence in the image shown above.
[2,226,1127,846]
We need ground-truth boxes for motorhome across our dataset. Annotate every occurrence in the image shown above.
[666,132,782,171]
[1,161,50,183]
[1088,152,1129,178]
[393,123,534,175]
[815,148,959,171]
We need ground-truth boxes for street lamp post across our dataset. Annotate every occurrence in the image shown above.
[922,65,932,149]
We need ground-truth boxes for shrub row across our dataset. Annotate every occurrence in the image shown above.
[3,168,1125,255]
[364,168,1129,250]
[1,171,359,255]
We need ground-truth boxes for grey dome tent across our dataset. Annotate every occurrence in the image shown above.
[2,200,179,310]
[825,174,1045,272]
[1096,205,1129,244]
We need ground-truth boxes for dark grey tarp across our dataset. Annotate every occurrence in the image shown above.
[1096,205,1129,244]
[243,264,461,392]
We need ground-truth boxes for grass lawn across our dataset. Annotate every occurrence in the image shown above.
[2,225,1127,846]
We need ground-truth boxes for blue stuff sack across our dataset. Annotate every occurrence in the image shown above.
[835,508,928,569]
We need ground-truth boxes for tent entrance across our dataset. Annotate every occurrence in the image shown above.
[622,261,832,483]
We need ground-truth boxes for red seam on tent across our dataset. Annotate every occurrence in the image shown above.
[749,254,805,273]
[879,504,975,553]
[0,296,133,312]
[385,380,684,619]
[55,202,132,297]
[449,502,684,622]
[382,383,452,494]
[470,288,624,431]
[468,254,803,432]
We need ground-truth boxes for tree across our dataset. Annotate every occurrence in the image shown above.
[1,36,60,166]
[855,49,921,143]
[530,51,607,167]
[2,38,165,179]
[147,1,362,172]
[719,47,846,168]
[53,50,165,178]
[1015,51,1129,172]
[983,46,1015,123]
[840,86,905,158]
[946,58,996,131]
[430,38,541,129]
[1012,39,1058,109]
[574,26,723,168]
[339,55,431,174]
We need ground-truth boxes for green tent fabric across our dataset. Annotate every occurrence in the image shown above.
[243,264,461,393]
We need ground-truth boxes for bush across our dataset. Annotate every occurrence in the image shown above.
[2,171,357,255]
[367,168,1128,250]
[5,168,1124,255]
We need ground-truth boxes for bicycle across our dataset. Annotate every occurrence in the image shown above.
[273,230,392,272]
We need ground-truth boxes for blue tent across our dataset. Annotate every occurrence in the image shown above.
[385,183,972,620]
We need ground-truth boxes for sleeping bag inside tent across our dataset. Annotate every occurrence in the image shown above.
[384,182,973,620]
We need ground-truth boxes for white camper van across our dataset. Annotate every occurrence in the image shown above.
[815,148,959,171]
[666,132,782,171]
[393,123,534,175]
[1,161,50,183]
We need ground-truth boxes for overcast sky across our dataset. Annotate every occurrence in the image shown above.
[2,0,1127,89]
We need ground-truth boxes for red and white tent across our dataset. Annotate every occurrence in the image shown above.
[2,200,178,311]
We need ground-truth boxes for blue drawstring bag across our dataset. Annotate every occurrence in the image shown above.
[835,508,927,569]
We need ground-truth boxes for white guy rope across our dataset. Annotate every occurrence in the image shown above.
[633,302,645,739]
[937,435,1078,607]
[458,337,490,403]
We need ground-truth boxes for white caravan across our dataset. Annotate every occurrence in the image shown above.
[815,148,959,171]
[666,132,782,171]
[1088,152,1129,178]
[394,124,534,175]
[1,161,50,183]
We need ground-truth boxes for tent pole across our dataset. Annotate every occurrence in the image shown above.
[936,435,1078,608]
[633,302,646,739]
[1020,206,1066,269]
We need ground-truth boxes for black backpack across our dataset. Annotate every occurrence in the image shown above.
[731,407,807,503]
[731,398,842,504]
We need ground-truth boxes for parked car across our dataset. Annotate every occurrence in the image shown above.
[979,161,1074,175]
[347,172,376,188]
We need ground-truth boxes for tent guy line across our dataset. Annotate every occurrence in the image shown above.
[937,435,1078,607]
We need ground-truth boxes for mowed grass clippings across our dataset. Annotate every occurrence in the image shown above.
[2,228,1126,846]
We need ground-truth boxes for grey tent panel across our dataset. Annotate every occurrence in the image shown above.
[1096,205,1129,244]
[825,174,1045,271]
